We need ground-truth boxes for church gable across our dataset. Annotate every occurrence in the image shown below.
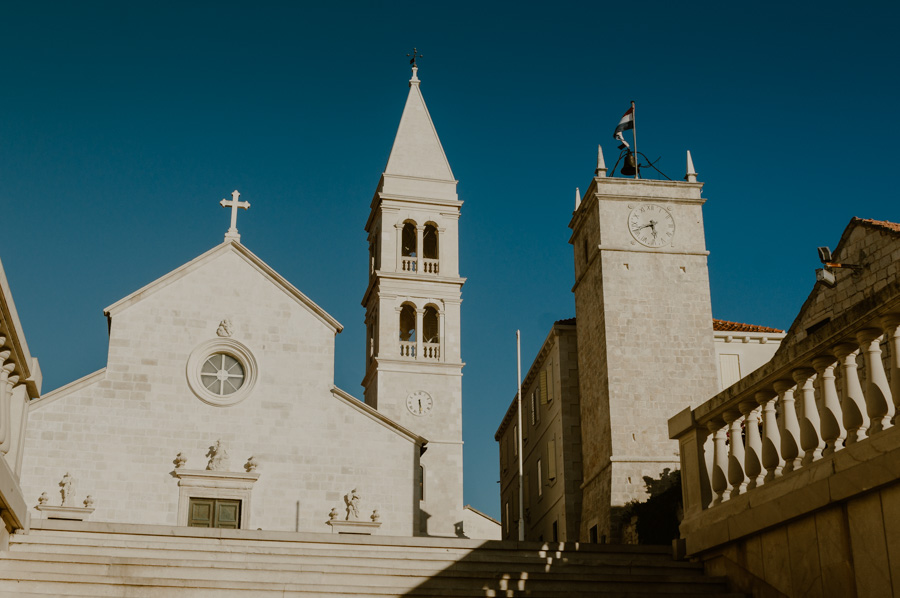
[781,218,900,349]
[21,241,423,535]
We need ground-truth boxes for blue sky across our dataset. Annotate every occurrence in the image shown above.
[2,1,898,519]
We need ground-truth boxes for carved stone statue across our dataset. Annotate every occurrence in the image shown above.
[37,492,49,506]
[371,509,380,522]
[345,488,361,520]
[60,473,74,507]
[216,319,234,338]
[329,508,339,521]
[83,495,95,508]
[244,456,258,472]
[174,452,187,468]
[206,440,230,471]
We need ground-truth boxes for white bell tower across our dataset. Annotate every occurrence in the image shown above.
[361,64,465,537]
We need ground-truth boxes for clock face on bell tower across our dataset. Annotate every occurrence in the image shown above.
[628,203,675,248]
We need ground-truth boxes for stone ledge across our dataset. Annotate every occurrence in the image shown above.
[680,425,900,555]
[326,520,382,535]
[34,505,94,521]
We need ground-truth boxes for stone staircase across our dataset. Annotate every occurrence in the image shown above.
[0,520,743,597]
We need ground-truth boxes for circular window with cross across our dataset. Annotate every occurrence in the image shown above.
[187,339,258,406]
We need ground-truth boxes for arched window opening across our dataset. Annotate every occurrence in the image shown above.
[401,223,417,257]
[422,306,440,360]
[399,304,416,357]
[423,307,439,343]
[423,225,438,259]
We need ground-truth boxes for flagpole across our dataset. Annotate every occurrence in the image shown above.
[516,330,525,542]
[631,100,638,179]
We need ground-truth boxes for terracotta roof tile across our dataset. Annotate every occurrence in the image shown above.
[555,317,576,326]
[854,217,900,234]
[713,319,784,333]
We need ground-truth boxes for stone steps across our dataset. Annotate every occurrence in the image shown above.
[0,522,743,597]
[3,550,703,577]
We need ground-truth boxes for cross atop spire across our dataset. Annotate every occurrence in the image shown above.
[220,190,250,242]
[407,47,423,85]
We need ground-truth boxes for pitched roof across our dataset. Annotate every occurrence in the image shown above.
[555,317,576,326]
[854,217,900,234]
[713,319,784,333]
[103,241,343,333]
[383,76,454,181]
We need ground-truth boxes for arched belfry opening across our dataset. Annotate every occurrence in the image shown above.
[423,305,440,360]
[422,224,439,274]
[399,303,417,357]
[402,222,417,257]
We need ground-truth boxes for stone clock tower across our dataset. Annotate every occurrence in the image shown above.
[361,66,465,537]
[568,151,719,542]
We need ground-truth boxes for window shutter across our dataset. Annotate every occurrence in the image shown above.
[548,436,557,481]
[540,370,548,404]
[547,365,554,403]
[188,499,214,528]
[500,436,508,472]
[215,500,241,529]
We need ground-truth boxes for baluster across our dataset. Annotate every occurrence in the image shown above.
[792,368,824,465]
[0,345,10,451]
[756,389,783,482]
[812,355,845,455]
[707,419,729,506]
[0,369,15,455]
[881,314,900,423]
[774,379,802,474]
[723,410,747,497]
[739,401,764,489]
[833,343,869,444]
[857,328,894,433]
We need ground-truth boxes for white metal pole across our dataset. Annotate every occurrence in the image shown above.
[631,100,638,179]
[516,330,525,541]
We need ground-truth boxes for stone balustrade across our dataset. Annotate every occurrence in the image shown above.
[399,341,416,358]
[421,258,439,274]
[671,283,900,529]
[421,342,440,360]
[401,257,417,273]
[400,257,440,274]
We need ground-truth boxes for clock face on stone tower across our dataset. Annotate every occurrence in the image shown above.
[406,391,433,416]
[628,204,675,248]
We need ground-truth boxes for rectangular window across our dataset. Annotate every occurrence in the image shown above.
[513,425,519,454]
[719,354,742,388]
[552,520,558,542]
[500,435,508,473]
[547,436,557,481]
[188,498,241,529]
[547,363,554,403]
[531,391,540,425]
[504,501,509,536]
[523,473,530,508]
[537,458,543,497]
[589,524,598,543]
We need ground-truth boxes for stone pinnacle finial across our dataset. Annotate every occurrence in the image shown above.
[685,151,698,183]
[575,187,582,210]
[595,145,607,177]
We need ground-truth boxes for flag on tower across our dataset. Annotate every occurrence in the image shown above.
[613,106,634,149]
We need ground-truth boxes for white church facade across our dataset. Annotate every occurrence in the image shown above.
[18,66,491,539]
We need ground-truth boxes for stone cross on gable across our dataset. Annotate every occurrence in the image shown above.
[220,190,250,242]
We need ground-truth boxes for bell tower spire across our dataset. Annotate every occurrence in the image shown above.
[361,61,465,537]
